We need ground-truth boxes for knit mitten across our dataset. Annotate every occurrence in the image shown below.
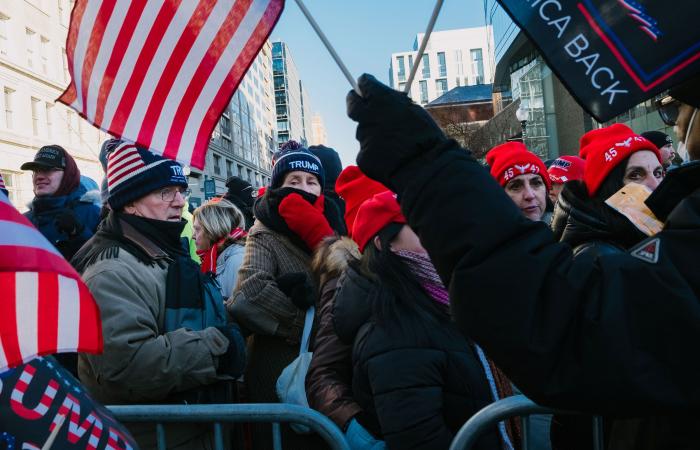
[278,193,334,249]
[276,272,315,310]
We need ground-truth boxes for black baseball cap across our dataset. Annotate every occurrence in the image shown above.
[641,131,673,149]
[20,145,67,171]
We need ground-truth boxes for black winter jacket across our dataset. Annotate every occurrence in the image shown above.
[333,265,502,450]
[389,145,700,414]
[550,180,646,257]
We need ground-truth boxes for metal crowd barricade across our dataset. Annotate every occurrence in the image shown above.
[449,395,605,450]
[108,403,351,450]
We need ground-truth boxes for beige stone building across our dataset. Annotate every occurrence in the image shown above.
[0,0,109,209]
[310,113,327,146]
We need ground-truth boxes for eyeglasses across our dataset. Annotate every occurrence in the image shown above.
[656,96,680,126]
[158,187,191,202]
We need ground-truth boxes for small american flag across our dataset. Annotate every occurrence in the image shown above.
[59,0,285,170]
[0,192,102,372]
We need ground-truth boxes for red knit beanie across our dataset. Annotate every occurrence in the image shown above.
[352,190,406,252]
[335,165,388,236]
[486,142,551,190]
[579,124,661,196]
[548,155,586,184]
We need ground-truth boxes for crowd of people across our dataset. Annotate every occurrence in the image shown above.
[7,72,699,450]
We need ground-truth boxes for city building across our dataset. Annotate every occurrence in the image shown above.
[272,41,312,148]
[0,0,110,209]
[389,27,495,105]
[310,113,327,146]
[189,40,277,206]
[481,27,595,160]
[425,84,494,149]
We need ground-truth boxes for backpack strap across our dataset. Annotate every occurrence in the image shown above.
[299,306,315,354]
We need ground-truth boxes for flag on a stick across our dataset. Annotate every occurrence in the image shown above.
[0,192,102,372]
[59,0,285,170]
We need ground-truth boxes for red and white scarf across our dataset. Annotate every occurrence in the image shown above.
[197,228,247,274]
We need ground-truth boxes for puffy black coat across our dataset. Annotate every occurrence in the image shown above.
[550,180,646,257]
[333,265,502,450]
[388,144,700,414]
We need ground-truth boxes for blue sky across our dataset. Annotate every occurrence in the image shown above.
[271,0,498,166]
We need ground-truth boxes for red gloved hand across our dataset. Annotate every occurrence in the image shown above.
[278,193,334,250]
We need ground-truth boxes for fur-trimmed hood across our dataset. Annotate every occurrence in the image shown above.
[311,236,360,288]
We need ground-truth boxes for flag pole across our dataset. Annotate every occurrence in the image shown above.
[404,0,445,94]
[293,0,360,95]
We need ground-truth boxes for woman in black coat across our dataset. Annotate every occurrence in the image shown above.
[548,125,664,448]
[551,124,664,258]
[333,191,517,450]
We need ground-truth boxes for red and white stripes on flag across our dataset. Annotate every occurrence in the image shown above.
[0,193,102,372]
[59,0,285,170]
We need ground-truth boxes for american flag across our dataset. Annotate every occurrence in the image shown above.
[0,192,103,372]
[59,0,285,170]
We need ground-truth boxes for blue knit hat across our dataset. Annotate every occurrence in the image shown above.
[271,141,325,189]
[106,142,188,210]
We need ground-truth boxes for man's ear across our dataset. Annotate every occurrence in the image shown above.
[373,235,382,251]
[123,202,137,215]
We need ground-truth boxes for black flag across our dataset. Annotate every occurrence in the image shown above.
[497,0,700,121]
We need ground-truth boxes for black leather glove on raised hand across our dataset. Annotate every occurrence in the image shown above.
[347,74,449,190]
[276,272,315,310]
[55,209,84,237]
[214,324,246,378]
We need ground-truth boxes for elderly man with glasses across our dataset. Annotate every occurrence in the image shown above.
[72,141,245,450]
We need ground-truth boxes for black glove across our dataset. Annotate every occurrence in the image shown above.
[276,272,315,310]
[214,324,246,378]
[347,74,448,189]
[54,209,84,237]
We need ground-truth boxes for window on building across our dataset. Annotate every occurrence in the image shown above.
[455,49,463,76]
[220,114,231,137]
[0,14,9,56]
[31,97,40,136]
[408,54,414,74]
[471,48,484,84]
[438,52,447,77]
[226,160,233,177]
[26,28,36,69]
[0,170,19,203]
[396,56,406,82]
[62,48,69,81]
[40,36,49,75]
[421,54,430,79]
[3,87,13,129]
[419,80,428,104]
[435,79,448,97]
[224,135,233,151]
[237,164,243,177]
[398,82,406,92]
[213,155,221,175]
[45,102,53,139]
[277,119,288,132]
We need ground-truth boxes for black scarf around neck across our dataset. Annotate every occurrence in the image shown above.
[119,213,188,258]
[72,211,186,272]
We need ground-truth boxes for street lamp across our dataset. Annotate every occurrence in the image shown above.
[515,105,529,142]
